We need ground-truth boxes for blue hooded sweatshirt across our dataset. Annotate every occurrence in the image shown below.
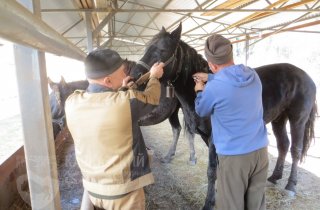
[195,64,268,155]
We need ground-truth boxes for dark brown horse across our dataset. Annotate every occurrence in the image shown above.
[130,23,317,210]
[48,77,88,139]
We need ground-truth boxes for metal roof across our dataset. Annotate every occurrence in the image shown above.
[2,0,320,60]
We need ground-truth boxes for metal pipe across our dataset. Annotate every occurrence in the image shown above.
[0,0,86,61]
[41,8,320,12]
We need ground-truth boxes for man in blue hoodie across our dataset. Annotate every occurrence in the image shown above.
[193,34,269,210]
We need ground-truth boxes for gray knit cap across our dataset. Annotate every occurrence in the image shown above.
[85,49,124,79]
[204,34,233,65]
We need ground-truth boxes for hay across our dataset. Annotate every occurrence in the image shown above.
[9,115,320,209]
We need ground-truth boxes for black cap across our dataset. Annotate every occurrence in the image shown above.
[85,49,124,79]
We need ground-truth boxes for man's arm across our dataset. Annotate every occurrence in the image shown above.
[129,62,164,118]
[194,82,215,117]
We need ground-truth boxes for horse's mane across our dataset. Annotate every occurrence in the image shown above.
[178,40,209,85]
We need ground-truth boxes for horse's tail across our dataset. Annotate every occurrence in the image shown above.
[301,101,318,162]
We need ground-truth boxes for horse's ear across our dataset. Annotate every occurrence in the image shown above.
[48,77,55,89]
[160,26,166,33]
[60,76,67,88]
[170,23,182,41]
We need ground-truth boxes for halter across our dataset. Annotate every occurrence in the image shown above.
[136,44,182,84]
[136,52,176,71]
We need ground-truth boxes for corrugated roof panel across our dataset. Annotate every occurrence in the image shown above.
[21,0,319,57]
[152,13,183,28]
[129,12,158,27]
[41,1,84,35]
[129,0,167,9]
[167,0,198,9]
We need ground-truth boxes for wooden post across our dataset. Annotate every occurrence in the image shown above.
[80,189,94,210]
[85,12,93,52]
[13,0,61,209]
[245,33,249,65]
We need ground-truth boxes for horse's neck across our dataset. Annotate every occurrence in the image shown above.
[178,41,209,80]
[171,42,208,109]
[69,80,89,90]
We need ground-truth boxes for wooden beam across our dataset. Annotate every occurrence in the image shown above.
[217,0,291,33]
[202,0,256,16]
[235,0,316,27]
[232,19,320,43]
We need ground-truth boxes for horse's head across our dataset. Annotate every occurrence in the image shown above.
[131,23,182,83]
[123,59,136,76]
[48,76,73,119]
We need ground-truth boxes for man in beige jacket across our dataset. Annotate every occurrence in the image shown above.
[65,49,164,210]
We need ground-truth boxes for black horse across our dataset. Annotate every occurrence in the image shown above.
[48,64,198,165]
[130,23,317,209]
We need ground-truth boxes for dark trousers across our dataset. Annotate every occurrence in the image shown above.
[216,147,269,210]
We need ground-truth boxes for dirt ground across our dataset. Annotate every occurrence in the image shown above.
[8,114,320,210]
[55,115,320,210]
[140,116,320,210]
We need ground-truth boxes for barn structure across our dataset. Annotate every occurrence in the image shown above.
[0,0,319,209]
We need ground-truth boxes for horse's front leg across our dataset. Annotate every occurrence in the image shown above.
[161,107,181,163]
[203,138,217,210]
[186,131,197,165]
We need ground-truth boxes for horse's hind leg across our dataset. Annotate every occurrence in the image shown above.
[203,139,217,210]
[285,117,308,195]
[186,131,197,165]
[161,107,181,163]
[268,114,290,184]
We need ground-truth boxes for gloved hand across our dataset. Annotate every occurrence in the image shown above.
[122,76,134,88]
[194,80,205,93]
[192,72,208,83]
[150,62,164,79]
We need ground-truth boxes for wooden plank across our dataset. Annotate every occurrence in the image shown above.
[0,147,26,209]
[232,19,320,43]
[202,0,256,16]
[236,0,316,27]
[218,0,290,32]
[14,44,61,210]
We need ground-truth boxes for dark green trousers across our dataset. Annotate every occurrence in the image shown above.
[216,147,269,210]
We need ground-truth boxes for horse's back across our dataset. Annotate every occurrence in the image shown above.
[255,63,316,123]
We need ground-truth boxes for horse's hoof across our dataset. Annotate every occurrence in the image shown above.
[284,183,296,197]
[161,155,174,164]
[267,176,278,185]
[284,189,296,198]
[266,180,276,187]
[188,157,197,166]
[202,204,214,210]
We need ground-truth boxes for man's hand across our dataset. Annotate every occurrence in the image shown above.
[194,81,205,92]
[192,72,208,83]
[150,62,164,79]
[122,76,134,88]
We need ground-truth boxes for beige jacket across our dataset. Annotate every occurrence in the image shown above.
[65,78,160,197]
